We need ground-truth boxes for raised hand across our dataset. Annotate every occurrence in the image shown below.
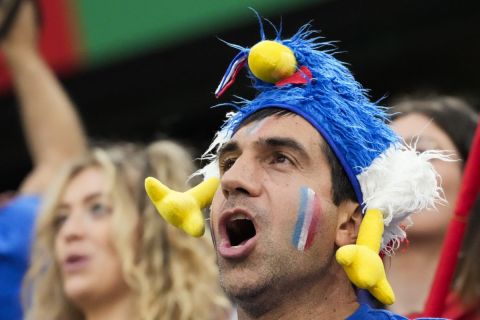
[0,0,39,60]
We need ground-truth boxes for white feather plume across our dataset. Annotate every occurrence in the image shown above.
[357,144,452,253]
[190,115,235,181]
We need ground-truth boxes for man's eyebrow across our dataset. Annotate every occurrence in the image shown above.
[261,137,310,159]
[217,141,239,158]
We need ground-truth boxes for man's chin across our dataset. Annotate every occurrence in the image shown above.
[222,279,270,303]
[220,274,277,318]
[219,266,271,301]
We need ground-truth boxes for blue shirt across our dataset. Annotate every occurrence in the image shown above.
[0,195,40,320]
[347,304,448,320]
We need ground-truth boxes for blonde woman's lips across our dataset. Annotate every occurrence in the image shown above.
[63,254,89,273]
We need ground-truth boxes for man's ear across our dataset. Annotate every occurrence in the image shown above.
[335,200,362,247]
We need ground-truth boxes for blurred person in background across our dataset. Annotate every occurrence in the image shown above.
[388,95,480,319]
[2,2,231,319]
[23,142,231,320]
[0,1,87,319]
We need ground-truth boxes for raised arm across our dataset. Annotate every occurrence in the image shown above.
[1,1,87,194]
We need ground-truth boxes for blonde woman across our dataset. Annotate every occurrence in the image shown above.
[23,141,231,320]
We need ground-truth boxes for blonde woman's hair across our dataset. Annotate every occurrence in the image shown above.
[23,141,230,320]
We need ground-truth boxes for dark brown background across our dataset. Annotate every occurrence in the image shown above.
[1,0,479,191]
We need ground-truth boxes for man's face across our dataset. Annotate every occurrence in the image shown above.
[210,114,343,306]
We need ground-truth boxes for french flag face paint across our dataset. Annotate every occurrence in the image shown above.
[292,187,321,251]
[246,117,269,136]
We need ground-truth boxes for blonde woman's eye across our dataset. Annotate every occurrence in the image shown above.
[53,214,68,229]
[90,203,111,217]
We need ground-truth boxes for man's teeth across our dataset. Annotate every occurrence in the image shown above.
[230,213,249,221]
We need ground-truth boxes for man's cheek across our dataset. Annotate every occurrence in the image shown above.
[291,186,322,251]
[211,187,224,213]
[209,188,224,248]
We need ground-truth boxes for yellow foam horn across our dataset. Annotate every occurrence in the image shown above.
[248,40,297,83]
[145,177,220,237]
[335,208,395,305]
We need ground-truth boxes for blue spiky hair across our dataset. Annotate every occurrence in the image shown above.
[202,15,446,252]
[213,21,398,205]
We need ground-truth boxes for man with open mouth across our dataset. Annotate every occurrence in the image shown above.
[146,14,450,320]
[210,109,365,319]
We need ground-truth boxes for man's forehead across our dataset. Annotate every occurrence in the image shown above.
[216,114,324,159]
[232,113,320,143]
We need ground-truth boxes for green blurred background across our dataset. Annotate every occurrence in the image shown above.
[1,0,479,191]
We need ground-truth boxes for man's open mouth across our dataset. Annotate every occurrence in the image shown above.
[218,210,258,258]
[226,213,256,246]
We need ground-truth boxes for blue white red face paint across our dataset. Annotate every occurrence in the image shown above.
[245,117,270,136]
[292,187,321,251]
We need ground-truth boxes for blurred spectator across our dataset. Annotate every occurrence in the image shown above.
[388,95,480,319]
[0,1,87,319]
[23,142,231,320]
[1,2,231,319]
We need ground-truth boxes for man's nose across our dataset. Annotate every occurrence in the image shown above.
[221,155,262,199]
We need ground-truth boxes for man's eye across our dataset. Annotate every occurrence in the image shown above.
[275,154,287,163]
[220,158,236,173]
[271,153,292,165]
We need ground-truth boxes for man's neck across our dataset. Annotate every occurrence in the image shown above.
[237,262,359,320]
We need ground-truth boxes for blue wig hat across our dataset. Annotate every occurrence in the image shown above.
[144,13,450,307]
[190,15,450,305]
[200,18,447,255]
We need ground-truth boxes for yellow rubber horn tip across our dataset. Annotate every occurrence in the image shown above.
[335,209,395,305]
[144,177,220,238]
[248,40,297,83]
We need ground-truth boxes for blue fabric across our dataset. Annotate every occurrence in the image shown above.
[0,195,40,320]
[357,288,379,307]
[347,304,447,320]
[347,304,407,319]
[216,23,400,205]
